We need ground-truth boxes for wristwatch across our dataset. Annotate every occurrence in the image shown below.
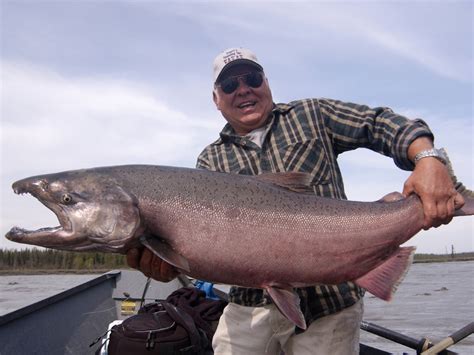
[414,148,448,165]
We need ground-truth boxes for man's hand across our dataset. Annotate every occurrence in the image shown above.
[403,157,464,230]
[126,247,179,282]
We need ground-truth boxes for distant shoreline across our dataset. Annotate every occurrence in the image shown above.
[413,256,474,263]
[1,254,473,275]
[412,252,474,263]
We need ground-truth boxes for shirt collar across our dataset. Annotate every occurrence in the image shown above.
[273,102,293,114]
[218,102,294,143]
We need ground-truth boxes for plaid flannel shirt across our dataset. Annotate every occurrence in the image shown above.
[196,98,433,329]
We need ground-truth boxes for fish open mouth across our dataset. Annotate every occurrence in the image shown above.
[6,187,72,243]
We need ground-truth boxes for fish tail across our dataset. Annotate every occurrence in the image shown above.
[454,189,474,216]
[444,148,474,216]
[355,246,416,301]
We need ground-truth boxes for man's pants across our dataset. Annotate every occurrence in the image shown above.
[212,299,363,355]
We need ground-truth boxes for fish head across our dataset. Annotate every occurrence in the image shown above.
[6,170,143,253]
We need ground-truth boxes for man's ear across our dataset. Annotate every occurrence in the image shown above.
[213,90,220,110]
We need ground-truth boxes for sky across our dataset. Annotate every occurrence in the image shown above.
[1,0,472,254]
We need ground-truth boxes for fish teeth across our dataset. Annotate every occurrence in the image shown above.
[10,226,26,233]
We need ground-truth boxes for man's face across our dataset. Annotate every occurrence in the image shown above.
[213,64,273,135]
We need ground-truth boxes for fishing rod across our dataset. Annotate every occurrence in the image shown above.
[361,321,458,354]
[421,322,474,355]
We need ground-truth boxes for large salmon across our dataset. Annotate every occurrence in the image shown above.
[6,165,473,329]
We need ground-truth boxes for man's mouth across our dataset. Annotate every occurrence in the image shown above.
[238,101,257,109]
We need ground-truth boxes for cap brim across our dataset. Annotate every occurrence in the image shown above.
[215,59,263,83]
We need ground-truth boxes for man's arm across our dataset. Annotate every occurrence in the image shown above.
[403,136,464,229]
[318,99,465,229]
[318,98,432,170]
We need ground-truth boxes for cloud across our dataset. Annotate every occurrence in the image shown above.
[1,60,221,174]
[344,19,471,84]
[182,2,472,83]
[0,60,223,249]
[321,4,471,83]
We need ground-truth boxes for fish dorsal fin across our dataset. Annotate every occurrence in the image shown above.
[376,191,405,203]
[264,285,307,330]
[255,172,314,193]
[140,236,191,273]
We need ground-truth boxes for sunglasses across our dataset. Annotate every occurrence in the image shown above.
[216,72,264,94]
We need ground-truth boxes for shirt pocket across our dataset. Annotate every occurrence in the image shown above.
[277,138,332,188]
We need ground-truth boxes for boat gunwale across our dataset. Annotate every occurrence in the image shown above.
[0,270,121,326]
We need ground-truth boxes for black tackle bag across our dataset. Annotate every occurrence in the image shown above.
[107,300,208,355]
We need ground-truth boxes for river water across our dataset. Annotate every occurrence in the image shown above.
[1,261,473,354]
[361,260,474,354]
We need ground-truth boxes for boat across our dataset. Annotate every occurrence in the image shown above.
[0,270,471,354]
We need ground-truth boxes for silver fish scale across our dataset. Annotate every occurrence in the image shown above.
[97,166,424,287]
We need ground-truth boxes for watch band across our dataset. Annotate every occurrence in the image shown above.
[414,148,447,165]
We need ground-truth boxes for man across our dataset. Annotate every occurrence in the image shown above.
[127,48,463,354]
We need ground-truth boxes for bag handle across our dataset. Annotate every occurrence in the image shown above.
[161,302,204,352]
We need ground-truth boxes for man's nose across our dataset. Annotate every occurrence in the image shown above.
[235,77,251,94]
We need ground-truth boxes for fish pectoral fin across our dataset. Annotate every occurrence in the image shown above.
[265,285,307,330]
[355,246,416,301]
[255,172,314,193]
[140,236,191,273]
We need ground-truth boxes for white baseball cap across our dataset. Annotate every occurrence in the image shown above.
[213,47,263,83]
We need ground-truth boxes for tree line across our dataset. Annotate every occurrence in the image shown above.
[2,248,472,272]
[0,248,127,271]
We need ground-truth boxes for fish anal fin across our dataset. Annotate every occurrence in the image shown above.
[355,246,416,301]
[140,236,191,273]
[256,172,313,193]
[265,285,307,330]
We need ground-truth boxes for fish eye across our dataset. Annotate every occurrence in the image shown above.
[62,194,73,204]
